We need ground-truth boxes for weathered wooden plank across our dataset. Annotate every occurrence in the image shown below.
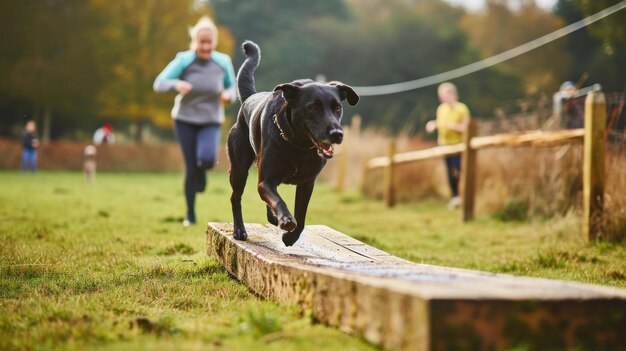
[207,223,626,351]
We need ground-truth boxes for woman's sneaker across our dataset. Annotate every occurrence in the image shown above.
[447,196,461,210]
[183,218,196,227]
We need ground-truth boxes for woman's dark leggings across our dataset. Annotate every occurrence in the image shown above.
[444,154,461,198]
[174,120,221,223]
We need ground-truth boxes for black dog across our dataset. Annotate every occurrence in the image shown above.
[227,41,359,246]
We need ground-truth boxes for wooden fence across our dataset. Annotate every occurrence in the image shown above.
[365,91,607,241]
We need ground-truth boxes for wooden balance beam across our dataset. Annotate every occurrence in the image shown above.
[206,223,626,350]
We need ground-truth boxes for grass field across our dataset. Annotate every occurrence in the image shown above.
[1,171,625,351]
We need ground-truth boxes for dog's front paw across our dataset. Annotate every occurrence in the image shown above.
[278,216,297,232]
[233,227,248,241]
[266,206,279,226]
[282,231,301,247]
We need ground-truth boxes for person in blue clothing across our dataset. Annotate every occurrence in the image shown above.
[154,16,237,227]
[21,120,40,174]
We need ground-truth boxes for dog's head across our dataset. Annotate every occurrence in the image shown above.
[274,80,359,159]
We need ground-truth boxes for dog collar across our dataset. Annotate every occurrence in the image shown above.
[272,105,315,151]
[273,114,289,142]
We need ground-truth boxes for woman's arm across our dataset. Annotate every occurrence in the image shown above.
[153,51,195,93]
[425,120,437,133]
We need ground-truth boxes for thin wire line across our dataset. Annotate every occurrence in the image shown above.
[353,1,626,96]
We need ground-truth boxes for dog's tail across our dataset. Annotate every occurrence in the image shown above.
[237,40,261,103]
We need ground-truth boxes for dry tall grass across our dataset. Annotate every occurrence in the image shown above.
[604,133,626,241]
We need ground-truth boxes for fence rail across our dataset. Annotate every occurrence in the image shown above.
[367,129,584,169]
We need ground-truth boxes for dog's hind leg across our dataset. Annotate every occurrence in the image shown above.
[282,181,314,246]
[228,124,255,241]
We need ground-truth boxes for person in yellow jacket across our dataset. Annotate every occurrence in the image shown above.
[426,82,470,209]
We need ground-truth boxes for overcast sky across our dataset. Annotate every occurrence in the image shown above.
[444,0,558,12]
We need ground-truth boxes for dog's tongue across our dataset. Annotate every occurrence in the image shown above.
[317,140,334,157]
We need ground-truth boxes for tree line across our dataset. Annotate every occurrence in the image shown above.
[0,0,623,141]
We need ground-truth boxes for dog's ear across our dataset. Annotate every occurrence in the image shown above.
[329,81,359,106]
[274,83,300,103]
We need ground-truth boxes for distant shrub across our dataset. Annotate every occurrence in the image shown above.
[494,198,528,222]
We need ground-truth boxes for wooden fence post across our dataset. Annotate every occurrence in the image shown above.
[360,158,369,195]
[583,91,606,241]
[336,128,349,192]
[461,119,477,222]
[351,114,361,143]
[350,114,364,189]
[336,114,363,192]
[383,139,396,207]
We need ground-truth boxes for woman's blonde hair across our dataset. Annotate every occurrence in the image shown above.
[189,16,218,50]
